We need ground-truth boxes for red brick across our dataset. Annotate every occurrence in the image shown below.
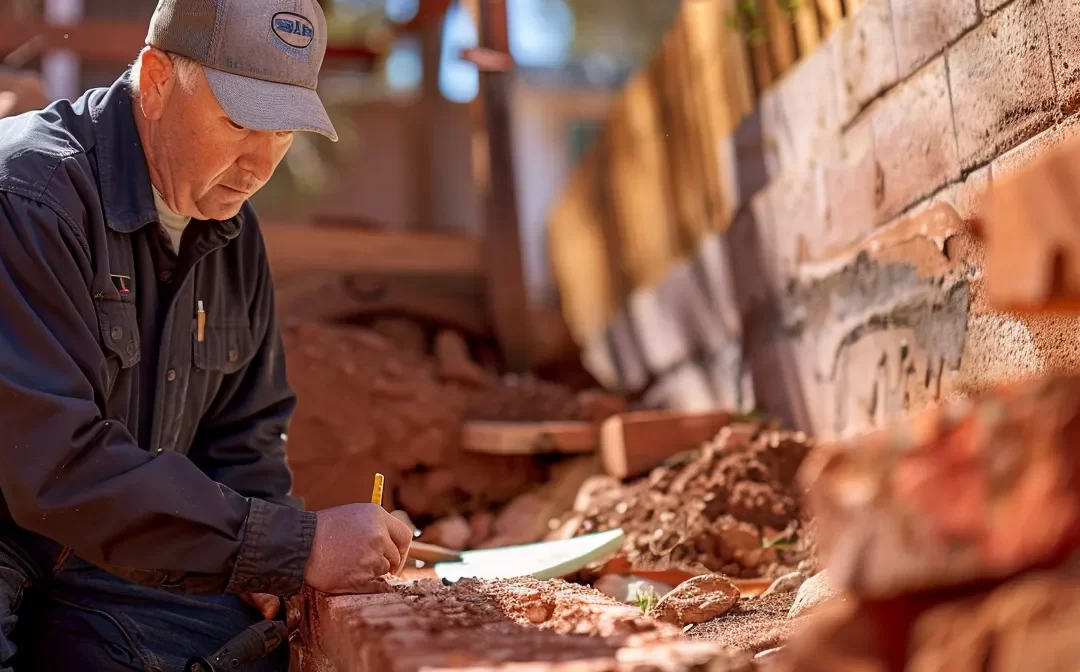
[891,0,979,77]
[778,37,841,166]
[1046,0,1080,113]
[821,115,880,248]
[870,57,960,221]
[835,0,900,124]
[948,0,1057,169]
[991,114,1080,181]
[628,286,690,374]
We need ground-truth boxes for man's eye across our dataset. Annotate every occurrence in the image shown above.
[227,119,245,131]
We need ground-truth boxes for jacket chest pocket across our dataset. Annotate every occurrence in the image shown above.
[193,319,255,375]
[95,297,141,398]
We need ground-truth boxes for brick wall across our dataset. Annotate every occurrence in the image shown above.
[593,0,1080,438]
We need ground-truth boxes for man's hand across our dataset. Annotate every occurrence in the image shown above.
[241,593,281,620]
[304,503,413,595]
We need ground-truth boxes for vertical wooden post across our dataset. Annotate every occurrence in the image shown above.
[477,0,532,372]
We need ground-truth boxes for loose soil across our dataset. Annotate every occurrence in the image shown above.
[688,591,801,654]
[569,425,816,578]
[282,323,621,521]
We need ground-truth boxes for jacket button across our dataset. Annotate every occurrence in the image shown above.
[228,348,239,363]
[166,369,177,382]
[110,326,123,342]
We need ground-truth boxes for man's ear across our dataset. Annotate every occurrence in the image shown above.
[137,48,175,122]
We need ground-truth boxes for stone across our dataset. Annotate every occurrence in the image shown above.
[762,572,807,597]
[891,0,979,77]
[433,330,490,388]
[763,159,823,269]
[834,0,900,124]
[650,575,741,626]
[870,57,960,222]
[371,317,428,356]
[952,165,992,220]
[948,0,1057,169]
[788,571,838,619]
[421,515,471,551]
[1046,0,1080,113]
[467,511,494,548]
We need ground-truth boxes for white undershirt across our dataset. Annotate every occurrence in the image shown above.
[152,186,191,253]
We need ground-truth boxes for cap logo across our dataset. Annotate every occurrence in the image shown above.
[272,12,315,49]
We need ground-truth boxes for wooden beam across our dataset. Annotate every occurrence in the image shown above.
[461,421,599,455]
[260,224,484,279]
[476,0,533,372]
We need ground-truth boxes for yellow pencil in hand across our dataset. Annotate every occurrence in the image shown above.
[370,473,384,506]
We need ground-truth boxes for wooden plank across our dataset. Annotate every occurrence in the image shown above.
[461,421,599,455]
[606,74,680,290]
[718,0,758,120]
[749,37,775,93]
[600,409,736,480]
[547,146,619,347]
[843,0,868,15]
[261,224,484,279]
[817,0,845,34]
[476,0,533,372]
[761,0,797,76]
[793,0,822,56]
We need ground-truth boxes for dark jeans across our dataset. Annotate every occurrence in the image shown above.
[0,533,287,672]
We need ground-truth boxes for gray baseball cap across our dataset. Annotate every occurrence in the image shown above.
[146,0,338,142]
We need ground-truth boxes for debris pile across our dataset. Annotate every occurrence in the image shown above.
[780,374,1080,670]
[567,424,816,578]
[282,322,621,520]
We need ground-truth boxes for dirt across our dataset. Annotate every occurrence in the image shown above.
[282,322,622,519]
[688,591,802,655]
[568,425,816,578]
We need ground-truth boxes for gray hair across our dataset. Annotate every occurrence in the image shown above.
[127,47,200,97]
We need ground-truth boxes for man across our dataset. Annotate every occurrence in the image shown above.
[0,0,412,669]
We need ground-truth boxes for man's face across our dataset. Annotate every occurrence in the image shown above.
[137,50,295,221]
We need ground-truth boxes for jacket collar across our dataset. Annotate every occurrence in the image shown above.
[89,73,159,234]
[88,72,242,242]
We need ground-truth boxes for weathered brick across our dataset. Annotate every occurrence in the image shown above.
[765,158,824,269]
[952,165,992,220]
[982,0,1015,12]
[991,114,1080,181]
[759,86,795,178]
[778,35,841,166]
[607,311,649,393]
[695,233,742,342]
[643,362,717,412]
[628,287,690,373]
[834,0,900,124]
[1046,0,1080,113]
[871,57,960,221]
[948,0,1057,169]
[821,115,880,249]
[655,261,730,357]
[890,0,979,77]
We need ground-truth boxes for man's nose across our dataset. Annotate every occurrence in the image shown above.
[236,134,277,183]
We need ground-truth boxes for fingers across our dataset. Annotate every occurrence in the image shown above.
[386,514,414,552]
[241,593,281,620]
[384,539,402,577]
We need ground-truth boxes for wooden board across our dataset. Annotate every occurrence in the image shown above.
[793,0,821,56]
[601,409,735,480]
[461,421,600,455]
[261,224,483,279]
[761,0,797,76]
[817,0,845,34]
